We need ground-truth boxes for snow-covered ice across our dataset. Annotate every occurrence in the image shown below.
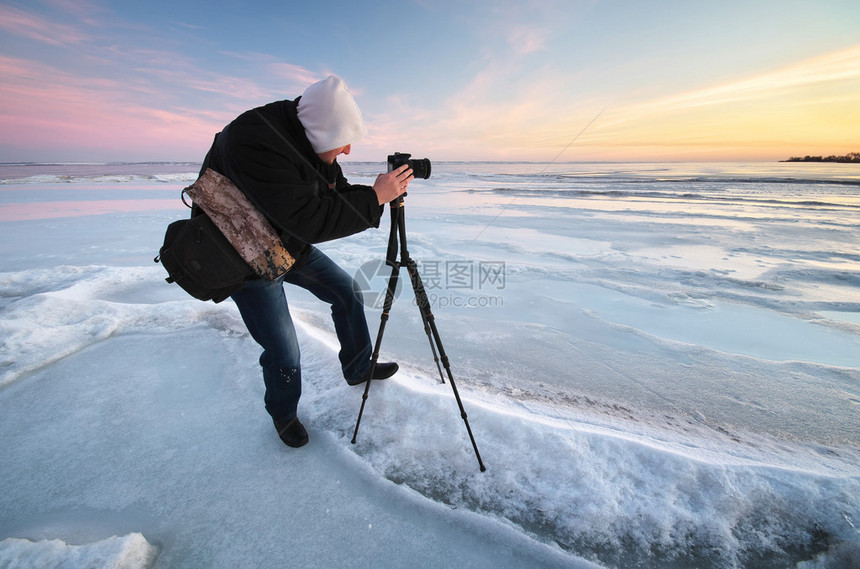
[0,533,157,569]
[1,161,858,568]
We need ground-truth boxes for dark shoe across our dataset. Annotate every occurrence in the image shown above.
[273,417,308,448]
[347,362,399,386]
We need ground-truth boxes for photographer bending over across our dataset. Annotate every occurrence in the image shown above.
[199,75,413,448]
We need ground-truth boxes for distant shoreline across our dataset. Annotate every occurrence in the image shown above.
[782,152,860,163]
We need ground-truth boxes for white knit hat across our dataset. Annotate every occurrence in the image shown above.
[297,75,367,154]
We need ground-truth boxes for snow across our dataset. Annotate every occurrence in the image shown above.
[0,534,157,569]
[1,162,859,569]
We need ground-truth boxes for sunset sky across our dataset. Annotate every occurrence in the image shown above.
[1,0,859,163]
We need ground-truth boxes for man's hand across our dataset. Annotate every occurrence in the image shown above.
[373,164,413,205]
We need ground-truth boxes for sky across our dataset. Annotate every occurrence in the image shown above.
[1,0,859,163]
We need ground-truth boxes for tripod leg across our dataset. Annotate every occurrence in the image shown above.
[404,256,487,472]
[351,259,400,444]
[352,201,404,444]
[405,260,446,384]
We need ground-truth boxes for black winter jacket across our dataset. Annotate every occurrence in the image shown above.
[201,98,382,267]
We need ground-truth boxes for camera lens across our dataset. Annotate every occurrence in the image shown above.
[410,158,431,179]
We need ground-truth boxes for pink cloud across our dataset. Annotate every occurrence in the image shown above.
[0,54,226,161]
[0,4,90,45]
[265,61,322,86]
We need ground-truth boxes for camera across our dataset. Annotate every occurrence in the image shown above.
[387,153,431,179]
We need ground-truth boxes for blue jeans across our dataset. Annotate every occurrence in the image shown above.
[231,246,373,422]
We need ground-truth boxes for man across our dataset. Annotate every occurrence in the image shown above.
[200,75,413,448]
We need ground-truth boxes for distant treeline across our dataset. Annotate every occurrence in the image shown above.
[783,152,860,163]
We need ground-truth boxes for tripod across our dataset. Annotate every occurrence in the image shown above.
[351,194,486,472]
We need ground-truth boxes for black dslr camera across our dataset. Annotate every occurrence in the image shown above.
[387,153,431,179]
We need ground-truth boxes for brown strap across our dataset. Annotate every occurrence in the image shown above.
[184,169,295,280]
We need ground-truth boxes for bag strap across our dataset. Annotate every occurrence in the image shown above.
[181,187,193,209]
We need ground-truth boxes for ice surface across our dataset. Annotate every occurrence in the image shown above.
[1,162,858,569]
[0,533,157,569]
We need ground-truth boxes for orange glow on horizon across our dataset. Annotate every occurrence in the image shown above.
[1,37,858,163]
